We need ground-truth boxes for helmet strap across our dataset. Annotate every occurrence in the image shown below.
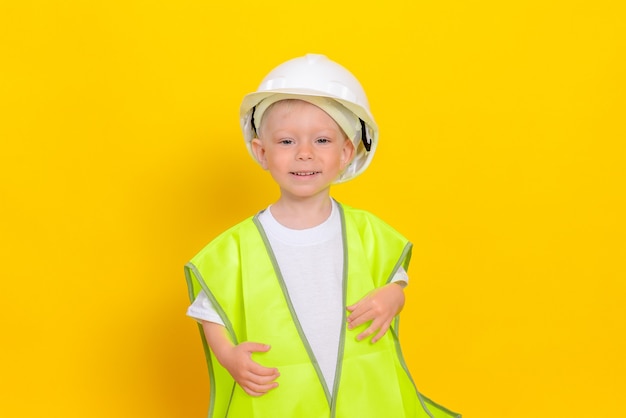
[360,119,372,152]
[250,106,258,137]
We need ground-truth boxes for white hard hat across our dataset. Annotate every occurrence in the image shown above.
[240,54,378,183]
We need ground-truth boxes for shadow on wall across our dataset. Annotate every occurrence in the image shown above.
[132,134,274,415]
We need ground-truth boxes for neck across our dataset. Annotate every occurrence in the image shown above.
[270,193,333,230]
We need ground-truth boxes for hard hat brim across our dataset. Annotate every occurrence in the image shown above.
[240,88,378,135]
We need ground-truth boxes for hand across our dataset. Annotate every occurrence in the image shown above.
[346,283,405,343]
[218,342,280,397]
[201,321,279,397]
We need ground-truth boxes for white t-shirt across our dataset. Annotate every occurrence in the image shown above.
[187,200,408,391]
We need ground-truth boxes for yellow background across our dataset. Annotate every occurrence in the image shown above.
[1,1,624,417]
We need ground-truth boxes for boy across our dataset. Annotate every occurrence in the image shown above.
[185,54,459,418]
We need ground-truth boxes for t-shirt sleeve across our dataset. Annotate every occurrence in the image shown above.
[186,289,225,325]
[390,266,409,288]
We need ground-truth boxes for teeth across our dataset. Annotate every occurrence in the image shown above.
[293,171,317,176]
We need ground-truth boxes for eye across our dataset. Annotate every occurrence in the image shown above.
[279,138,294,145]
[316,137,331,144]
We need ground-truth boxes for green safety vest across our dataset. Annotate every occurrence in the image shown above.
[185,203,460,418]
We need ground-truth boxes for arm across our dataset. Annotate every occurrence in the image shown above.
[346,282,405,343]
[201,321,280,396]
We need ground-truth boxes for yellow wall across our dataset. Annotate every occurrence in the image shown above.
[1,1,624,417]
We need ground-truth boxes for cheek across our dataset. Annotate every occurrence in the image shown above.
[264,151,289,168]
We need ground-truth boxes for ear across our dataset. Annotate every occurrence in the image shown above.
[340,138,356,170]
[251,138,268,169]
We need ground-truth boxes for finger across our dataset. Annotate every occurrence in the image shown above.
[347,299,371,315]
[346,299,364,312]
[370,320,392,344]
[247,372,280,387]
[346,296,372,316]
[241,373,280,396]
[242,388,265,397]
[241,342,271,354]
[249,361,280,377]
[242,382,277,397]
[245,375,280,391]
[356,321,380,341]
[247,368,279,381]
[348,308,375,329]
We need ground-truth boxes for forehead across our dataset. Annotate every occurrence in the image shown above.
[260,99,340,130]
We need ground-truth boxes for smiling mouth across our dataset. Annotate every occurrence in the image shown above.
[290,171,320,176]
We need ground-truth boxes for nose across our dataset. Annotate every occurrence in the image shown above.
[296,142,313,160]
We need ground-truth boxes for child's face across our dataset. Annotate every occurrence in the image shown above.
[251,100,354,201]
